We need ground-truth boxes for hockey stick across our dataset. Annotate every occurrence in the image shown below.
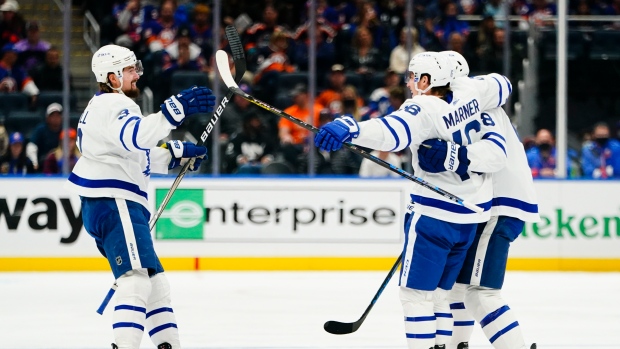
[324,254,402,334]
[214,50,484,214]
[148,26,246,231]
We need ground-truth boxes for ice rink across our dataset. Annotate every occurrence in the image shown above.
[2,271,619,349]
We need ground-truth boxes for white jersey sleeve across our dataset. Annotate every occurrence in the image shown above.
[355,100,435,152]
[461,74,512,112]
[149,146,172,174]
[465,110,507,173]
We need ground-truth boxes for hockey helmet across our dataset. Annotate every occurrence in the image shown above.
[91,44,143,84]
[442,50,470,78]
[407,52,454,95]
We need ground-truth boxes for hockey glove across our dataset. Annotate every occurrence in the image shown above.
[314,115,360,152]
[163,140,208,171]
[417,138,470,176]
[161,86,216,127]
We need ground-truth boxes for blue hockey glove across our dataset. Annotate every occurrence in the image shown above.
[417,138,469,176]
[314,115,360,152]
[163,140,208,171]
[161,86,216,127]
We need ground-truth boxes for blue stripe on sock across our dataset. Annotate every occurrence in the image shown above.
[489,321,519,343]
[114,305,146,313]
[450,302,466,310]
[454,321,475,326]
[480,305,510,328]
[404,316,436,322]
[148,323,178,337]
[113,322,144,331]
[405,333,435,339]
[434,312,453,318]
[146,307,174,318]
[436,330,453,336]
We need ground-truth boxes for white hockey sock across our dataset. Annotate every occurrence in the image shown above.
[146,273,180,348]
[433,288,453,346]
[465,286,525,349]
[113,269,152,349]
[401,287,436,349]
[448,283,475,349]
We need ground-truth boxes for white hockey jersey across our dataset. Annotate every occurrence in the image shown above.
[64,92,174,209]
[353,74,512,224]
[464,106,540,222]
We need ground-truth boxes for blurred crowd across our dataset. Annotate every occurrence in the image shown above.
[1,0,620,178]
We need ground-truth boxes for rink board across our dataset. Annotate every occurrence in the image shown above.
[0,177,619,271]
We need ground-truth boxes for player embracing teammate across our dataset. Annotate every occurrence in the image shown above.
[315,51,538,349]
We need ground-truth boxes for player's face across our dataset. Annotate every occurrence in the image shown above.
[121,65,141,98]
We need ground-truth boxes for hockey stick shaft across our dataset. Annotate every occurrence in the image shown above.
[323,254,402,334]
[149,26,246,231]
[214,50,482,213]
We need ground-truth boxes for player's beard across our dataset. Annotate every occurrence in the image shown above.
[123,80,140,98]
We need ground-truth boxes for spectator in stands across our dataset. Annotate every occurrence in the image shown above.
[142,0,181,53]
[349,0,387,52]
[280,83,323,168]
[345,26,382,75]
[243,4,286,71]
[224,112,276,174]
[0,117,8,157]
[0,131,34,174]
[26,102,62,170]
[359,150,401,177]
[526,128,580,178]
[473,15,496,61]
[483,0,508,28]
[527,0,556,27]
[389,27,426,74]
[297,108,336,174]
[252,30,295,104]
[435,2,470,49]
[0,43,39,105]
[291,19,336,76]
[114,0,155,50]
[316,64,364,115]
[189,4,212,60]
[366,68,401,119]
[339,85,366,121]
[30,47,66,91]
[42,127,81,174]
[161,26,206,76]
[386,86,406,114]
[581,122,620,179]
[14,21,50,72]
[220,83,269,141]
[0,0,25,47]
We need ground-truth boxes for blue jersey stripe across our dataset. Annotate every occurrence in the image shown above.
[411,194,492,214]
[482,132,506,142]
[480,305,510,328]
[132,120,149,151]
[119,116,141,151]
[502,75,512,95]
[487,138,506,155]
[454,321,476,326]
[405,316,436,322]
[113,322,144,331]
[379,117,400,151]
[386,114,412,148]
[434,313,453,318]
[146,307,174,318]
[148,323,178,337]
[406,333,436,339]
[492,76,503,107]
[68,173,148,199]
[450,302,466,310]
[492,197,538,213]
[114,305,146,313]
[489,321,519,343]
[436,330,453,336]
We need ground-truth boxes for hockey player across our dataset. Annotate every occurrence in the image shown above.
[65,44,215,349]
[314,51,512,349]
[416,51,539,349]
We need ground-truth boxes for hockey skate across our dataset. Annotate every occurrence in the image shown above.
[157,343,172,349]
[111,344,118,349]
[456,343,468,349]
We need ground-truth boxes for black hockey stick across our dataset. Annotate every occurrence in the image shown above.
[148,26,246,231]
[214,50,483,214]
[324,254,402,334]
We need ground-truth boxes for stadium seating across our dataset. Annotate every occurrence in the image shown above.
[36,91,78,111]
[589,30,620,60]
[0,93,29,116]
[5,110,44,140]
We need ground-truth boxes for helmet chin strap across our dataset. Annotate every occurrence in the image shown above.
[106,73,125,94]
[414,80,433,95]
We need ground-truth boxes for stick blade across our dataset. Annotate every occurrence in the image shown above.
[215,50,238,89]
[324,320,359,335]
